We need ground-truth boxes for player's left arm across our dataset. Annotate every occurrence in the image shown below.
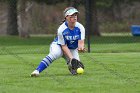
[78,23,86,52]
[78,40,85,51]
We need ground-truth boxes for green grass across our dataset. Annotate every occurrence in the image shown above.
[0,36,140,93]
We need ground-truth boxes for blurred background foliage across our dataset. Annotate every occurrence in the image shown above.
[0,0,140,37]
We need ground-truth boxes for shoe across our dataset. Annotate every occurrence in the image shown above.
[30,70,39,77]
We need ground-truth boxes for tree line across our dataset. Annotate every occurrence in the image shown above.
[0,0,139,37]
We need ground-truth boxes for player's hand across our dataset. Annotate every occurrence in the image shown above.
[77,47,87,53]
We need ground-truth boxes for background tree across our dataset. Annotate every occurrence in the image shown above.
[17,0,31,38]
[67,0,81,8]
[34,0,65,4]
[7,0,18,35]
[92,0,100,36]
[85,0,100,36]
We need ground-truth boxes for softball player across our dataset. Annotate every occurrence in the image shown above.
[31,7,85,77]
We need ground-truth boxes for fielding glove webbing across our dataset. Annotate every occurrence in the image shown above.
[68,58,84,75]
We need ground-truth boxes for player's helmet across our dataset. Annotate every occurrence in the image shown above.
[64,7,79,17]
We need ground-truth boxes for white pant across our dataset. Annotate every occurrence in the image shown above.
[48,42,80,62]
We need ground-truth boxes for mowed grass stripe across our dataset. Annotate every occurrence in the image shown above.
[0,53,140,93]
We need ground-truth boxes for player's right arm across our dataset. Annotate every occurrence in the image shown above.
[57,26,74,59]
[61,45,73,59]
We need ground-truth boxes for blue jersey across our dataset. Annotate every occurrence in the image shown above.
[54,21,85,49]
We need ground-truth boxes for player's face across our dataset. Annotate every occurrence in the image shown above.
[67,13,78,23]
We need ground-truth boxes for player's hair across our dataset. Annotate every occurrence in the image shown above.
[60,18,66,24]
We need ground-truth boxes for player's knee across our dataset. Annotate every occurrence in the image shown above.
[49,51,63,59]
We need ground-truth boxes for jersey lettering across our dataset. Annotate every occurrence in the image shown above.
[65,35,79,40]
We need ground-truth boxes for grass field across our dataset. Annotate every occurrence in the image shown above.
[0,36,140,93]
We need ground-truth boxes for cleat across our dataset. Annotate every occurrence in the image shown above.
[30,70,39,77]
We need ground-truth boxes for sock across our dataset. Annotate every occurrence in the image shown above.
[36,55,54,73]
